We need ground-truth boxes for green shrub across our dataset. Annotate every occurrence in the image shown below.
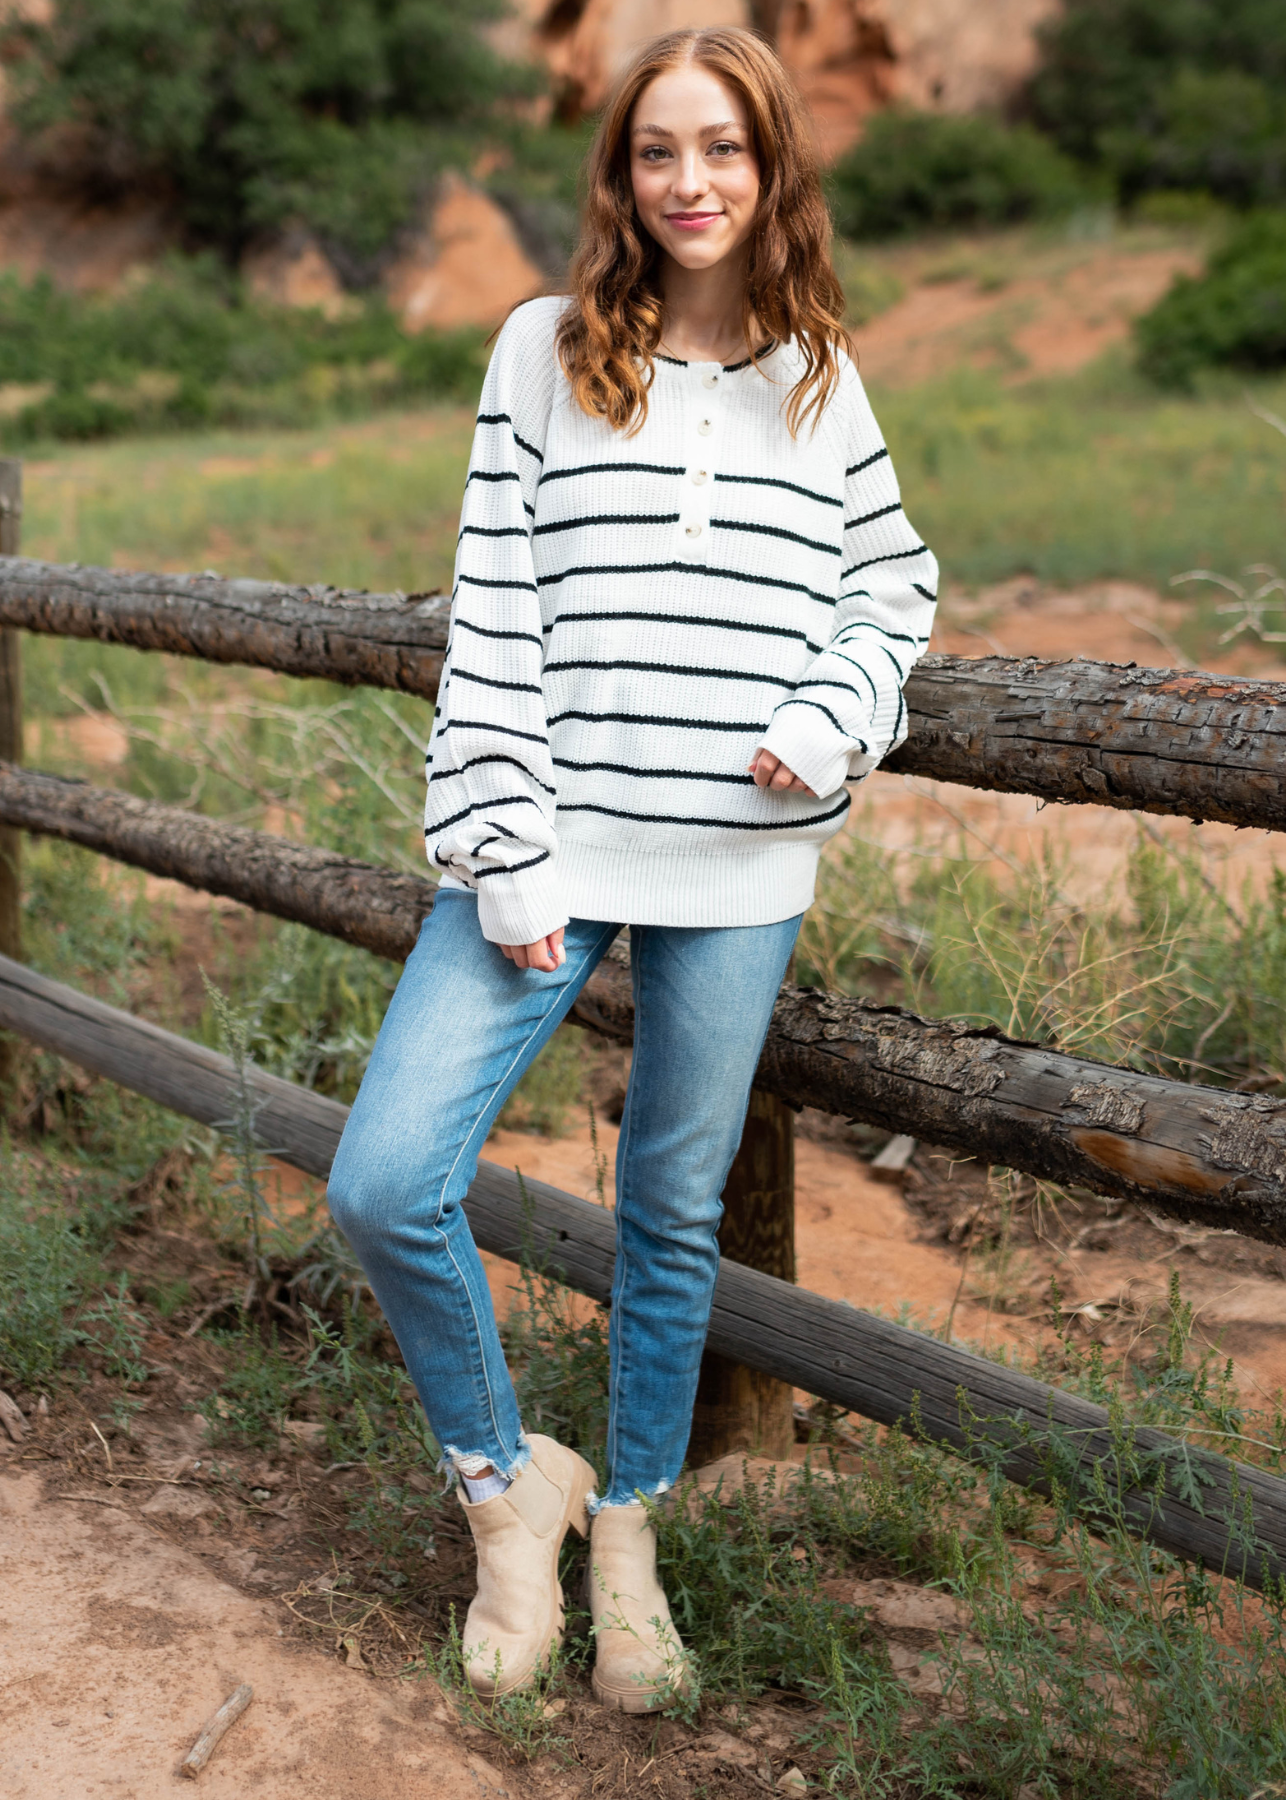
[1135,211,1286,387]
[0,259,488,447]
[1031,0,1286,207]
[4,0,540,280]
[829,109,1086,241]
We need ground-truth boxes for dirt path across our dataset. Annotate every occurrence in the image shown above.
[0,1469,509,1800]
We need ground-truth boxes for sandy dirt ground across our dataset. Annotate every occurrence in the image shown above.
[0,1468,512,1800]
[851,238,1202,387]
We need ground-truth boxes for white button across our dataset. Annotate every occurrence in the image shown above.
[697,418,713,436]
[691,469,708,485]
[702,372,719,389]
[685,523,703,538]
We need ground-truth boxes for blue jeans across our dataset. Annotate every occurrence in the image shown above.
[327,890,801,1506]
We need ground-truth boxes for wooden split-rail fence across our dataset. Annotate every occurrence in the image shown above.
[2,459,1286,1587]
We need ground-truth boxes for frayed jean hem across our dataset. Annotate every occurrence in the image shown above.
[587,1479,670,1516]
[438,1431,531,1490]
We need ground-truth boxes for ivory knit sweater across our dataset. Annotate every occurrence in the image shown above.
[426,294,938,944]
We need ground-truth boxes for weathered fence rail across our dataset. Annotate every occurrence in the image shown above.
[2,950,1282,1591]
[9,760,1286,1245]
[4,557,1286,831]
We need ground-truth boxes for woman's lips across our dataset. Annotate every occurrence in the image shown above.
[664,211,723,232]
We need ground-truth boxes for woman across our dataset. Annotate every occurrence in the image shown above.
[328,25,937,1713]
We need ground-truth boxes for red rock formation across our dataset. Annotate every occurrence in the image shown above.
[506,0,1059,157]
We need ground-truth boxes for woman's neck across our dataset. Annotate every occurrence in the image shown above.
[657,246,755,365]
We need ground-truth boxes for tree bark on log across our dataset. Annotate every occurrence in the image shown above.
[6,762,1286,1244]
[885,653,1286,832]
[0,557,450,698]
[4,559,1286,831]
[0,951,1281,1592]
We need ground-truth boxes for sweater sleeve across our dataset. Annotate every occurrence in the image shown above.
[756,369,938,800]
[424,299,566,945]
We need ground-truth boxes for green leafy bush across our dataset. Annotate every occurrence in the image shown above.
[1031,0,1286,207]
[1135,211,1286,387]
[0,259,487,446]
[829,109,1086,241]
[3,0,540,282]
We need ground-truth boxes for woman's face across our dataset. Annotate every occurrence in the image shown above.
[629,64,761,273]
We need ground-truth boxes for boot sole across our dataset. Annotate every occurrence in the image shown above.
[467,1447,597,1700]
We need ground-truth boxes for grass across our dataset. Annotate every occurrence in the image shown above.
[796,820,1286,1094]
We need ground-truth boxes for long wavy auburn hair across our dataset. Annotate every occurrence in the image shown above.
[556,27,850,438]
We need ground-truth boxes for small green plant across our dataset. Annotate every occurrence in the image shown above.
[0,1142,99,1385]
[199,1325,305,1447]
[427,1610,573,1759]
[201,970,279,1307]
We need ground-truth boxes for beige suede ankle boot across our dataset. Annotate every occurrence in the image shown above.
[456,1434,597,1698]
[588,1503,691,1713]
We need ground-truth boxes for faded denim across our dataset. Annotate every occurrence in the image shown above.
[327,889,800,1505]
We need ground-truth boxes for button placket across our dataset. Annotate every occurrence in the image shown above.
[678,366,719,560]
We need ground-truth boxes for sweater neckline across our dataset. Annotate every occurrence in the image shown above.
[655,339,779,373]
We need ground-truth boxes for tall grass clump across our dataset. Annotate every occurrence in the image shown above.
[800,817,1286,1093]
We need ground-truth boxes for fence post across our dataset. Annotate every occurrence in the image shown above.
[0,462,21,1088]
[688,1087,797,1463]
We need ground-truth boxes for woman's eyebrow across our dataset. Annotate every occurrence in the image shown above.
[630,120,744,138]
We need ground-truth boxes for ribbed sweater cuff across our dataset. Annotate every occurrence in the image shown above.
[475,860,569,947]
[758,712,861,801]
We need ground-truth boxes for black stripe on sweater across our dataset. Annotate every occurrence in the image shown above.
[437,718,548,747]
[823,649,879,709]
[558,794,851,831]
[544,608,822,652]
[432,792,544,831]
[543,657,794,689]
[846,447,889,477]
[450,666,543,696]
[459,525,528,541]
[540,460,684,486]
[474,849,551,879]
[467,469,520,485]
[552,756,754,785]
[713,472,842,508]
[834,621,920,648]
[844,501,903,532]
[536,561,837,608]
[711,518,841,557]
[548,708,769,734]
[840,544,930,579]
[771,697,866,744]
[456,573,539,594]
[452,618,543,650]
[533,512,680,537]
[429,753,556,796]
[475,413,544,464]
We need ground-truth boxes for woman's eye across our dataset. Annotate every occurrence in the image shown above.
[640,145,670,162]
[709,141,740,157]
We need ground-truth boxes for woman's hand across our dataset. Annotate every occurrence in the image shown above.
[748,749,816,795]
[500,928,566,972]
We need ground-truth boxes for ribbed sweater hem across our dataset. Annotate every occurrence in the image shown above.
[556,839,821,929]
